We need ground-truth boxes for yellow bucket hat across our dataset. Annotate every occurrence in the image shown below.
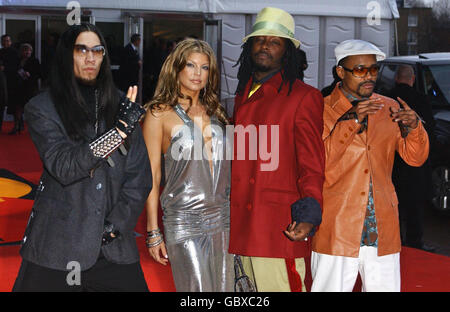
[243,7,301,48]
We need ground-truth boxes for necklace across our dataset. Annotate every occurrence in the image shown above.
[94,89,99,135]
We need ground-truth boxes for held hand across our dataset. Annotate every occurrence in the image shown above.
[284,221,314,241]
[148,240,169,266]
[349,97,384,122]
[390,97,419,129]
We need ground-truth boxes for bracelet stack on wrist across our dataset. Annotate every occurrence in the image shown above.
[146,228,164,248]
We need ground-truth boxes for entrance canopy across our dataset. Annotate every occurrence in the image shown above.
[2,0,399,19]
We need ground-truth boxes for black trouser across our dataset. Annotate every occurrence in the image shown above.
[398,195,425,248]
[12,252,149,292]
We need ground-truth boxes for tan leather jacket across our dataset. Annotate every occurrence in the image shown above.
[312,85,429,257]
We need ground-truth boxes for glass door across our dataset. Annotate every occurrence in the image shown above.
[3,14,40,60]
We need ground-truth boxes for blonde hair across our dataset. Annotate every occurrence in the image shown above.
[145,38,229,125]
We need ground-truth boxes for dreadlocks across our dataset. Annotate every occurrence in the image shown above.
[234,37,300,96]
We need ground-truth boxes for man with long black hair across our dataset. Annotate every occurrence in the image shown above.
[229,7,325,292]
[12,23,152,292]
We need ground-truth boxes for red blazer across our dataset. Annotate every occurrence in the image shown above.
[229,72,325,259]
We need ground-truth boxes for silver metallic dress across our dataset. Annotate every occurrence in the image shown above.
[160,104,234,292]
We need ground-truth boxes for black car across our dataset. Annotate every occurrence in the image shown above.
[375,53,450,214]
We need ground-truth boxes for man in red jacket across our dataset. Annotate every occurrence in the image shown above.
[229,7,325,292]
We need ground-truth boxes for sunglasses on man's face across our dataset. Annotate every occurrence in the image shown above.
[340,64,380,78]
[73,44,106,58]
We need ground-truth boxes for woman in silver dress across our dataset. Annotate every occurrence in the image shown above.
[142,39,234,291]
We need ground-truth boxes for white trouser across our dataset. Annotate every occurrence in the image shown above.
[311,246,400,292]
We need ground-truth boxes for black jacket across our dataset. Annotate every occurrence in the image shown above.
[21,90,152,271]
[117,43,140,91]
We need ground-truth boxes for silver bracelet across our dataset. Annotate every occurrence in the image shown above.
[89,128,124,158]
[146,237,164,248]
[147,228,161,235]
[147,232,162,239]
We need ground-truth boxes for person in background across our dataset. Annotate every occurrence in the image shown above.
[0,34,19,133]
[311,39,429,292]
[8,43,41,135]
[389,64,436,252]
[41,32,59,88]
[117,34,142,93]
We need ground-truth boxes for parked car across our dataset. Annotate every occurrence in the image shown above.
[375,53,450,214]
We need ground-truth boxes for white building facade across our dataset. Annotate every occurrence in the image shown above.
[0,0,400,101]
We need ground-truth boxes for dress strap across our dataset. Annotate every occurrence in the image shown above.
[173,104,192,124]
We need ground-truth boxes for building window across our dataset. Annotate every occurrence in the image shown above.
[408,46,417,55]
[407,30,418,44]
[404,0,414,8]
[408,14,418,27]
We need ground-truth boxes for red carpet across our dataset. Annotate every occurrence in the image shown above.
[1,121,449,292]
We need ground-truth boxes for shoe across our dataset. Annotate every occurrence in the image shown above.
[406,242,437,253]
[419,243,437,253]
[19,117,24,132]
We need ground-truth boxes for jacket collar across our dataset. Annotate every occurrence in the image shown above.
[328,82,353,116]
[242,70,285,103]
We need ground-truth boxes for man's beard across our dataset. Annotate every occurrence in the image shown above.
[253,63,271,73]
[356,80,376,98]
[76,77,97,86]
[251,52,274,73]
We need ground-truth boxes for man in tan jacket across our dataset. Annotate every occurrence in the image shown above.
[311,40,429,292]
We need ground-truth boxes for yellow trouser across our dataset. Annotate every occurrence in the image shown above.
[240,256,306,292]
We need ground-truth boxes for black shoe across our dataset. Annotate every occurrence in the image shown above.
[19,117,24,132]
[419,243,437,253]
[406,242,437,253]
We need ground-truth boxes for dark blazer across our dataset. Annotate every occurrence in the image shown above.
[21,91,152,271]
[0,70,6,109]
[20,57,41,106]
[117,43,140,92]
[0,47,20,107]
